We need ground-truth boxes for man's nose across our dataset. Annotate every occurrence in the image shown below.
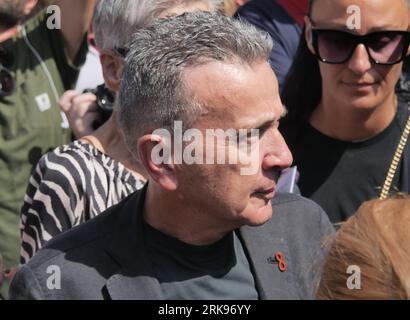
[348,44,372,75]
[262,133,293,171]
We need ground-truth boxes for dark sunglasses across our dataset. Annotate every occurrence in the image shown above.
[311,29,410,65]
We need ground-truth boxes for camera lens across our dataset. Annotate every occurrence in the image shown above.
[97,86,115,112]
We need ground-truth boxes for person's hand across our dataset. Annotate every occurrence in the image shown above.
[59,90,102,139]
[0,253,19,290]
[4,266,18,282]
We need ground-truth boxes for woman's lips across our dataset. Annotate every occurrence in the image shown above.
[342,81,378,89]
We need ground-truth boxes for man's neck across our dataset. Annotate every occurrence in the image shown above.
[144,183,235,246]
[309,93,397,142]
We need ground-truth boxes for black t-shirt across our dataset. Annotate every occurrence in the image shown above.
[142,220,259,300]
[285,101,410,223]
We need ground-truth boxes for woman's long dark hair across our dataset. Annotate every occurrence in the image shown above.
[280,28,322,145]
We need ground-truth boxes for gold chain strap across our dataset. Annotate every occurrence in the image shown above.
[379,107,410,200]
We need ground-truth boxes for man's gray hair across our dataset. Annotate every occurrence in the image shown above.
[93,0,214,51]
[118,12,273,154]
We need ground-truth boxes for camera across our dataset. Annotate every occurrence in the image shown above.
[83,84,115,124]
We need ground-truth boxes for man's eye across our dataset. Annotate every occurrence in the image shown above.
[237,132,250,144]
[248,128,263,142]
[257,128,266,138]
[234,130,257,145]
[258,123,275,137]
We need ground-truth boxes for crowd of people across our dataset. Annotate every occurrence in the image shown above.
[1,0,410,300]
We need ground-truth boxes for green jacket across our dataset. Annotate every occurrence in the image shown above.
[0,9,87,279]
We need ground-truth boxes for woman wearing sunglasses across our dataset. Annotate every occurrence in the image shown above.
[281,0,410,224]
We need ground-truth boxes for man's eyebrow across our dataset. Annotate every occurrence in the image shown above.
[240,106,287,130]
[244,113,276,130]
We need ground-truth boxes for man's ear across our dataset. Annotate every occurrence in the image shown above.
[304,17,316,55]
[138,134,178,191]
[100,50,124,93]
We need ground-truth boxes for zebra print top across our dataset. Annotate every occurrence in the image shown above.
[20,140,146,264]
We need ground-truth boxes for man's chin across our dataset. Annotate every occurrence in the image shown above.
[243,201,273,227]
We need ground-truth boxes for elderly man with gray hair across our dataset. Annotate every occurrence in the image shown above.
[11,12,333,300]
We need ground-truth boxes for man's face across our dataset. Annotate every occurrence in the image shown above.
[174,61,293,229]
[0,0,30,28]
